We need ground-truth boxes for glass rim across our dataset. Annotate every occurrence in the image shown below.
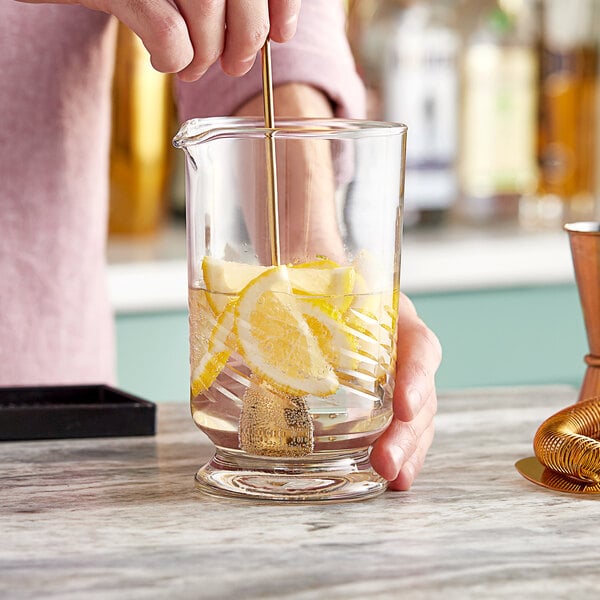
[173,116,408,147]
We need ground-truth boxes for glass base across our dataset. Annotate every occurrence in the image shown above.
[195,448,388,503]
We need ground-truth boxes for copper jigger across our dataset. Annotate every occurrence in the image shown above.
[565,222,600,401]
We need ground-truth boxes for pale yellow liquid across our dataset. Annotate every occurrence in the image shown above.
[189,287,396,454]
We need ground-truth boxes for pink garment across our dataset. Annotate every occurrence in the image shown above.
[0,1,365,387]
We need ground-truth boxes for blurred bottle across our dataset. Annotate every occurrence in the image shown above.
[458,0,539,224]
[109,23,174,237]
[349,0,460,227]
[520,0,599,228]
[382,0,460,227]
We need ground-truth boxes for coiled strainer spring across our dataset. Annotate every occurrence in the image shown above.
[534,396,600,484]
[516,396,600,494]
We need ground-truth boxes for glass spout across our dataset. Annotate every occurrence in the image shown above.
[172,117,270,149]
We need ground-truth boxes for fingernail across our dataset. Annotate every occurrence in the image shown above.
[177,68,208,83]
[390,462,415,491]
[389,446,405,478]
[227,55,256,76]
[240,53,257,65]
[402,461,415,484]
[279,14,298,40]
[407,386,423,417]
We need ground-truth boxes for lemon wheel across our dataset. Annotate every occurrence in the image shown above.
[235,267,339,397]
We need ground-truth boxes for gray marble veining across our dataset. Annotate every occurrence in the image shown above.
[2,386,599,599]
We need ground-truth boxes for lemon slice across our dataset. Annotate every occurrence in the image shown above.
[208,302,237,353]
[346,274,383,321]
[202,256,268,315]
[235,267,338,397]
[202,256,267,292]
[337,253,398,372]
[345,249,387,316]
[202,256,355,315]
[190,351,230,397]
[298,300,359,372]
[189,289,235,397]
[344,253,396,338]
[293,257,339,269]
[188,288,216,368]
[289,264,355,313]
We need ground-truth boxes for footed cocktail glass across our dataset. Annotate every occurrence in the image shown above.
[174,117,407,502]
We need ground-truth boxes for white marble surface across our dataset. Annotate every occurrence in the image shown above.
[3,385,599,599]
[107,223,576,313]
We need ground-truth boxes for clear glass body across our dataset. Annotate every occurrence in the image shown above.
[174,117,407,502]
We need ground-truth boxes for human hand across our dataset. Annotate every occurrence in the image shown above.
[16,0,301,80]
[370,294,441,490]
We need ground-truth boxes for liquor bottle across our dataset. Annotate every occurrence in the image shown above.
[459,0,539,223]
[109,23,174,236]
[520,0,599,228]
[382,0,460,227]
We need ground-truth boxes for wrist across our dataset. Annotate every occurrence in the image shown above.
[234,82,334,119]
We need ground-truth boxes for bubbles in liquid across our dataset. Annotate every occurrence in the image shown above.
[189,278,398,455]
[239,376,314,457]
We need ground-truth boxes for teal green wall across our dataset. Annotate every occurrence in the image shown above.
[412,284,587,391]
[115,283,588,402]
[116,311,189,402]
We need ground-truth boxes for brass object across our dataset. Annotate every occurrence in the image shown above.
[565,222,600,401]
[534,396,600,483]
[516,222,600,494]
[238,41,314,457]
[516,396,600,494]
[239,376,314,457]
[261,40,281,267]
[515,457,600,495]
[109,23,173,236]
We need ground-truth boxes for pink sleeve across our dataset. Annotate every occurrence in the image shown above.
[175,0,366,121]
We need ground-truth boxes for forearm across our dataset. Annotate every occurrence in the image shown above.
[234,82,334,119]
[235,83,342,265]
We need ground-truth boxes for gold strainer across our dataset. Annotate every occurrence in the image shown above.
[516,396,600,494]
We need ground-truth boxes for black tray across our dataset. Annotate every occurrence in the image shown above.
[0,385,156,441]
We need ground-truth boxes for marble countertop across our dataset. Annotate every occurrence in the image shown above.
[107,223,576,313]
[3,385,599,599]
